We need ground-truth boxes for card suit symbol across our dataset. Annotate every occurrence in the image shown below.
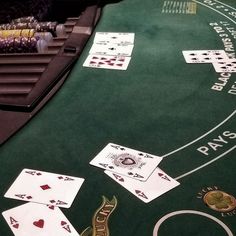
[26,195,33,199]
[92,56,99,59]
[105,60,111,63]
[108,47,116,51]
[48,205,55,210]
[33,219,44,228]
[40,184,51,190]
[111,58,116,61]
[116,64,123,67]
[13,224,19,229]
[90,61,96,64]
[135,190,148,199]
[98,62,104,65]
[121,157,136,166]
[36,172,42,176]
[50,200,56,203]
[101,57,107,60]
[61,221,67,226]
[58,176,64,180]
[118,59,125,62]
[111,36,117,39]
[108,63,114,66]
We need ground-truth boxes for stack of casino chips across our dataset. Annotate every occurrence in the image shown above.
[0,16,66,54]
[0,29,48,54]
[0,36,37,53]
[0,20,66,37]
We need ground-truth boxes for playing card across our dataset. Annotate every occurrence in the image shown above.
[93,32,135,44]
[182,50,229,63]
[4,169,84,208]
[2,202,80,236]
[89,43,134,56]
[89,143,163,181]
[83,55,131,70]
[212,59,236,72]
[104,167,180,203]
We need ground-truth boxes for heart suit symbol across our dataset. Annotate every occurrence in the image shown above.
[33,219,44,228]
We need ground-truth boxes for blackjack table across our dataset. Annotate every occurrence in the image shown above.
[0,0,236,235]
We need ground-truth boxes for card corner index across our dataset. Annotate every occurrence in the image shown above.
[107,142,117,146]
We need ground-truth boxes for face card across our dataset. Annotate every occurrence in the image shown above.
[182,50,229,63]
[89,43,134,56]
[104,167,180,203]
[89,143,163,181]
[4,169,85,208]
[93,32,135,44]
[2,202,80,236]
[212,59,236,72]
[83,55,131,70]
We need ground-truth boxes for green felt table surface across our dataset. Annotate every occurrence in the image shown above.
[0,0,236,235]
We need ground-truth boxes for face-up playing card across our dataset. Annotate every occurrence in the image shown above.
[212,59,236,72]
[104,167,180,203]
[93,32,135,44]
[182,50,229,63]
[89,143,163,181]
[2,202,80,236]
[89,43,134,56]
[83,55,131,70]
[4,169,84,208]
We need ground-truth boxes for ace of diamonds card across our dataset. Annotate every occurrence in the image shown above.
[4,169,84,208]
